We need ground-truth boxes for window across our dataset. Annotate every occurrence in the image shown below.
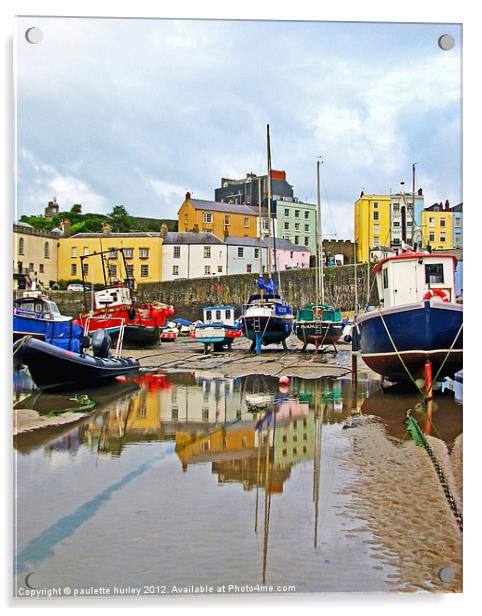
[44,242,50,259]
[304,237,309,247]
[18,237,24,255]
[425,263,444,284]
[39,264,44,273]
[139,248,149,259]
[108,247,117,259]
[304,211,309,219]
[295,223,300,231]
[254,248,259,259]
[393,221,400,227]
[225,309,231,320]
[83,247,89,256]
[393,204,400,213]
[455,233,461,245]
[71,247,77,258]
[71,263,77,276]
[373,202,379,208]
[284,208,289,216]
[224,215,230,226]
[407,221,413,226]
[243,217,249,228]
[294,236,299,245]
[203,212,213,224]
[455,217,461,227]
[304,224,309,232]
[204,246,211,259]
[429,232,435,242]
[126,264,134,277]
[140,264,149,277]
[124,248,134,259]
[172,265,179,276]
[373,211,379,221]
[429,217,435,227]
[246,264,252,273]
[202,408,209,422]
[373,236,380,246]
[171,407,178,420]
[290,251,294,258]
[206,310,212,321]
[215,310,222,320]
[440,219,446,227]
[237,247,244,258]
[82,263,89,275]
[204,265,211,275]
[173,246,181,259]
[217,265,223,273]
[383,268,388,289]
[109,264,117,278]
[295,210,300,218]
[373,224,380,234]
[440,233,446,242]
[29,263,34,272]
[284,222,290,230]
[262,219,269,231]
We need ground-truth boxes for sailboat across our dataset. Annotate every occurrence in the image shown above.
[239,125,294,353]
[294,159,343,352]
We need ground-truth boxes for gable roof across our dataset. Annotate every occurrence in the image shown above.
[186,198,257,216]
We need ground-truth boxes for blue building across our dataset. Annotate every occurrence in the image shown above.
[451,203,463,247]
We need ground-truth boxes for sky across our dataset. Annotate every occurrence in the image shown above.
[15,17,462,239]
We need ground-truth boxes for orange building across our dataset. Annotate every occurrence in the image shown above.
[178,192,258,240]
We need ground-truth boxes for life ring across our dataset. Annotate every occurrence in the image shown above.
[423,289,449,302]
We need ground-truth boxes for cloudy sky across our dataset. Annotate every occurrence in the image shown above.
[15,17,461,238]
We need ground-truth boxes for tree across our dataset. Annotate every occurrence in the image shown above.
[71,204,82,214]
[108,205,133,232]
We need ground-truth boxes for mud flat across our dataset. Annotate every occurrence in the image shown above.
[127,336,370,380]
[13,408,90,436]
[338,418,463,592]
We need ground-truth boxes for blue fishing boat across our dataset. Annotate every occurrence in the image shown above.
[354,251,463,383]
[192,306,241,353]
[13,291,84,352]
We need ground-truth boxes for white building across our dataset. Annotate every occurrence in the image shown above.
[225,237,268,275]
[162,232,227,281]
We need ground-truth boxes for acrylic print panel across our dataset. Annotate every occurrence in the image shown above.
[13,16,462,597]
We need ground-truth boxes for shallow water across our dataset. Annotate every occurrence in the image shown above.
[13,370,462,596]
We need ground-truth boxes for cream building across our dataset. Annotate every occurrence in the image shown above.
[13,222,60,289]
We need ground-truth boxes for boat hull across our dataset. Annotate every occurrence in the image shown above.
[193,324,241,349]
[294,321,343,348]
[355,300,463,382]
[240,315,292,346]
[14,336,140,391]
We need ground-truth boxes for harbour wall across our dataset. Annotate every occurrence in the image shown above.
[27,264,374,322]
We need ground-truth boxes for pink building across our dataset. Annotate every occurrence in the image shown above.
[272,239,311,271]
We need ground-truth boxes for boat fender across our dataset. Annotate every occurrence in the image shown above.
[423,289,449,302]
[91,328,112,358]
[342,323,352,343]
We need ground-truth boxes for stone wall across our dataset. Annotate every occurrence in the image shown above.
[25,264,375,322]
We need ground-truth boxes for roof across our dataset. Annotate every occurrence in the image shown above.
[163,232,223,245]
[203,306,235,311]
[371,251,457,274]
[225,236,267,248]
[450,203,463,212]
[273,238,309,252]
[187,198,257,216]
[69,232,161,238]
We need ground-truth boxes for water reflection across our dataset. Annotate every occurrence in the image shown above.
[13,370,462,592]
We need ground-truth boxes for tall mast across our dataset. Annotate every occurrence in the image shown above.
[412,162,417,246]
[258,176,263,276]
[317,158,325,304]
[267,125,272,278]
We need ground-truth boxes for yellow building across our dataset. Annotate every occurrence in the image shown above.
[354,193,391,262]
[57,231,163,284]
[178,192,258,240]
[421,205,453,251]
[13,223,60,289]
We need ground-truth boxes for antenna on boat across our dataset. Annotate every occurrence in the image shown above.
[316,157,325,305]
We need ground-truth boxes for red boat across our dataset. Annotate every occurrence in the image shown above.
[78,249,174,347]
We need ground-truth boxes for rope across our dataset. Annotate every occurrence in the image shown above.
[13,336,31,356]
[405,409,463,532]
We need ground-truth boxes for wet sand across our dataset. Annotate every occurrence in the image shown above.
[14,408,91,436]
[338,418,463,592]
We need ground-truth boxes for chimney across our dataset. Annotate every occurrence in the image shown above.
[62,219,71,237]
[418,188,423,196]
[360,190,364,197]
[445,199,450,211]
[160,223,168,239]
[102,222,112,234]
[185,191,191,201]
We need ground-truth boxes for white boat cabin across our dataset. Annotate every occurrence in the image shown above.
[373,252,457,309]
[203,306,236,325]
[94,285,132,309]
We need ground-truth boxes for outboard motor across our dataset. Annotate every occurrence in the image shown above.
[91,329,112,358]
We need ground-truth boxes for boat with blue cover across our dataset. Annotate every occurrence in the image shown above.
[354,251,463,383]
[192,306,241,352]
[13,291,84,352]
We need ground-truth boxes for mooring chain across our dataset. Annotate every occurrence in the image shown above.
[406,409,463,533]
